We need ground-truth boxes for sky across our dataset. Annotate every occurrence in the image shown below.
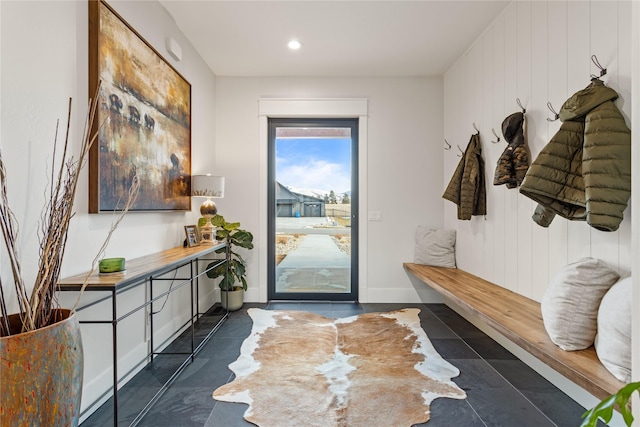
[276,137,351,194]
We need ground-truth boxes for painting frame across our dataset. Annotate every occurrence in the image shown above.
[88,0,192,213]
[184,225,199,248]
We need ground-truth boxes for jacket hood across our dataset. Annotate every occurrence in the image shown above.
[502,112,525,146]
[559,78,619,121]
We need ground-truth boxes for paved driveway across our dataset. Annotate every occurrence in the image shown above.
[276,217,351,236]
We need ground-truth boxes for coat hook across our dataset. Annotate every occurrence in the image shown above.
[590,54,607,79]
[444,139,451,150]
[457,145,464,157]
[472,122,479,133]
[516,98,526,114]
[546,101,559,122]
[491,128,501,143]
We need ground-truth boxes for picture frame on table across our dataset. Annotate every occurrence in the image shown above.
[184,225,199,247]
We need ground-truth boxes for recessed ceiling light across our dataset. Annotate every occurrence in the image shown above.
[288,40,302,50]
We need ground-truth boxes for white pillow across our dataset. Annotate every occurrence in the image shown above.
[541,257,620,351]
[414,227,456,268]
[595,276,632,383]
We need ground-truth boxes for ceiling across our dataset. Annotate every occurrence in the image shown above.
[159,1,510,77]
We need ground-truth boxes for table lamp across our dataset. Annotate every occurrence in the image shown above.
[191,174,225,245]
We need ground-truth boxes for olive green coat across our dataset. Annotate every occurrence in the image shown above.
[443,133,486,220]
[519,79,631,232]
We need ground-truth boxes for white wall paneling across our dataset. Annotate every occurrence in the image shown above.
[490,14,507,289]
[546,1,570,279]
[443,0,632,416]
[529,1,549,302]
[444,1,632,300]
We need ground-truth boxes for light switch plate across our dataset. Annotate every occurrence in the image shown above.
[368,211,381,221]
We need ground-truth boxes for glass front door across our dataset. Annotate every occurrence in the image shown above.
[267,118,358,301]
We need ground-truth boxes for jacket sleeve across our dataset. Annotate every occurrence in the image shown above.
[513,145,529,187]
[583,101,631,231]
[474,154,487,215]
[443,156,465,208]
[532,204,556,227]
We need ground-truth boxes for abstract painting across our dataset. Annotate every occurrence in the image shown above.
[89,0,191,212]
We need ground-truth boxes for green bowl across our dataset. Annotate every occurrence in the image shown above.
[99,258,126,273]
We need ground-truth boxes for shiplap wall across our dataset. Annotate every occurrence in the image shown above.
[443,1,632,302]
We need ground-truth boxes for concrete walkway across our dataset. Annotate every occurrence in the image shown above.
[276,234,350,293]
[277,234,350,268]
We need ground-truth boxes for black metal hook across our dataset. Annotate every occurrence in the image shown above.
[516,98,526,114]
[444,139,451,150]
[590,54,607,80]
[546,101,559,122]
[491,128,500,143]
[472,122,479,133]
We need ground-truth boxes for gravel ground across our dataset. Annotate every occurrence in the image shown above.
[331,235,351,255]
[276,233,351,257]
[276,234,305,255]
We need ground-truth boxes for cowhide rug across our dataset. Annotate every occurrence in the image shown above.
[213,308,466,426]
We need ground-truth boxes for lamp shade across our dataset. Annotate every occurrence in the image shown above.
[191,175,225,198]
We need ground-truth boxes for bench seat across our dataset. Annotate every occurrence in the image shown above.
[403,262,625,401]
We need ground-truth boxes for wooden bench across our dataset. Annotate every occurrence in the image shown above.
[403,262,625,401]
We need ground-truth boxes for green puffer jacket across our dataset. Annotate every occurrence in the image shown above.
[443,133,486,220]
[519,78,631,232]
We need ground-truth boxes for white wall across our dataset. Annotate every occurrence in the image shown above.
[0,0,217,417]
[443,1,632,300]
[214,77,445,303]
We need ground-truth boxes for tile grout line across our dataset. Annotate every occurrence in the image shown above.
[424,304,563,427]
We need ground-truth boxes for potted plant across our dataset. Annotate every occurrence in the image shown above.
[205,214,254,311]
[0,86,138,426]
[581,381,640,427]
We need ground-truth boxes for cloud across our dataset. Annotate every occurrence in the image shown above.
[277,158,350,193]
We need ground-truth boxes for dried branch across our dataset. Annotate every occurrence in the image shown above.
[0,152,34,331]
[0,81,117,335]
[29,91,102,330]
[71,174,140,312]
[0,276,10,336]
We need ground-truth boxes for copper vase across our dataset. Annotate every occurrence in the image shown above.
[0,309,83,427]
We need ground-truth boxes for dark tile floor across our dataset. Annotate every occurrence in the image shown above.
[81,302,596,427]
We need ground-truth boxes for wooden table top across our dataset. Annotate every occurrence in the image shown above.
[58,242,226,291]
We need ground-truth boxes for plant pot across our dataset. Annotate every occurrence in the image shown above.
[221,288,244,311]
[0,309,83,427]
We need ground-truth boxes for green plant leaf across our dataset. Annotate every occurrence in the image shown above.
[581,396,614,427]
[206,214,253,292]
[205,261,226,279]
[233,259,246,277]
[581,382,640,427]
[231,230,254,249]
[211,214,225,227]
[225,221,241,231]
